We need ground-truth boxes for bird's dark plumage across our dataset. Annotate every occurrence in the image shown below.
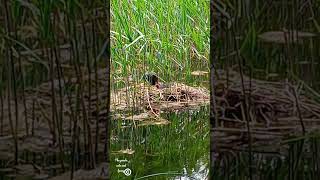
[143,72,159,85]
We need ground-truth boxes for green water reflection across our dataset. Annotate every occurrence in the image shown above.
[110,106,209,179]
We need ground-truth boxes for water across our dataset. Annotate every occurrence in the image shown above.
[110,106,209,179]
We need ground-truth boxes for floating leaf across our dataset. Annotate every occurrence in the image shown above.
[138,117,170,126]
[258,30,317,44]
[0,168,14,173]
[266,73,279,78]
[113,149,135,155]
[14,164,35,176]
[191,71,209,76]
[125,112,151,121]
[33,173,49,180]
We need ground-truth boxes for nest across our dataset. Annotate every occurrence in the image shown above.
[212,70,320,153]
[111,82,209,115]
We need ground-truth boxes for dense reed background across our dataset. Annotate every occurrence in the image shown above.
[0,0,111,179]
[211,0,320,179]
[111,0,209,88]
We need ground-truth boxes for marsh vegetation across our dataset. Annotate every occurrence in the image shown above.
[212,1,320,179]
[110,0,210,179]
[0,0,210,179]
[2,0,319,179]
[0,0,111,179]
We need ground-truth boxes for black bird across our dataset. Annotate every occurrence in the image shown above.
[143,72,167,89]
[143,72,159,85]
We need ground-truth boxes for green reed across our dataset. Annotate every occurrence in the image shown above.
[111,0,209,86]
[0,1,111,179]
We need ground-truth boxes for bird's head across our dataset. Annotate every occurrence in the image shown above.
[143,72,159,85]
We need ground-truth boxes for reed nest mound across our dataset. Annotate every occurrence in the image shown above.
[112,82,210,113]
[111,82,210,125]
[212,70,320,154]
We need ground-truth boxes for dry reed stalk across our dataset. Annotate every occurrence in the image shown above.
[4,0,18,165]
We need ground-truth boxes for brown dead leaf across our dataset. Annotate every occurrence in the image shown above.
[258,30,317,44]
[191,71,209,76]
[14,164,36,176]
[33,173,50,180]
[125,112,150,121]
[112,148,135,155]
[0,168,14,173]
[138,117,170,126]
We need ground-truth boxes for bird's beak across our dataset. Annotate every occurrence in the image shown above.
[155,82,160,89]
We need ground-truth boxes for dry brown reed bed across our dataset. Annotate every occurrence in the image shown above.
[212,70,320,153]
[3,67,320,177]
[110,81,210,127]
[2,68,320,157]
[0,68,210,159]
[111,82,209,114]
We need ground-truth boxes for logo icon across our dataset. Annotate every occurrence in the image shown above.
[118,168,132,176]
